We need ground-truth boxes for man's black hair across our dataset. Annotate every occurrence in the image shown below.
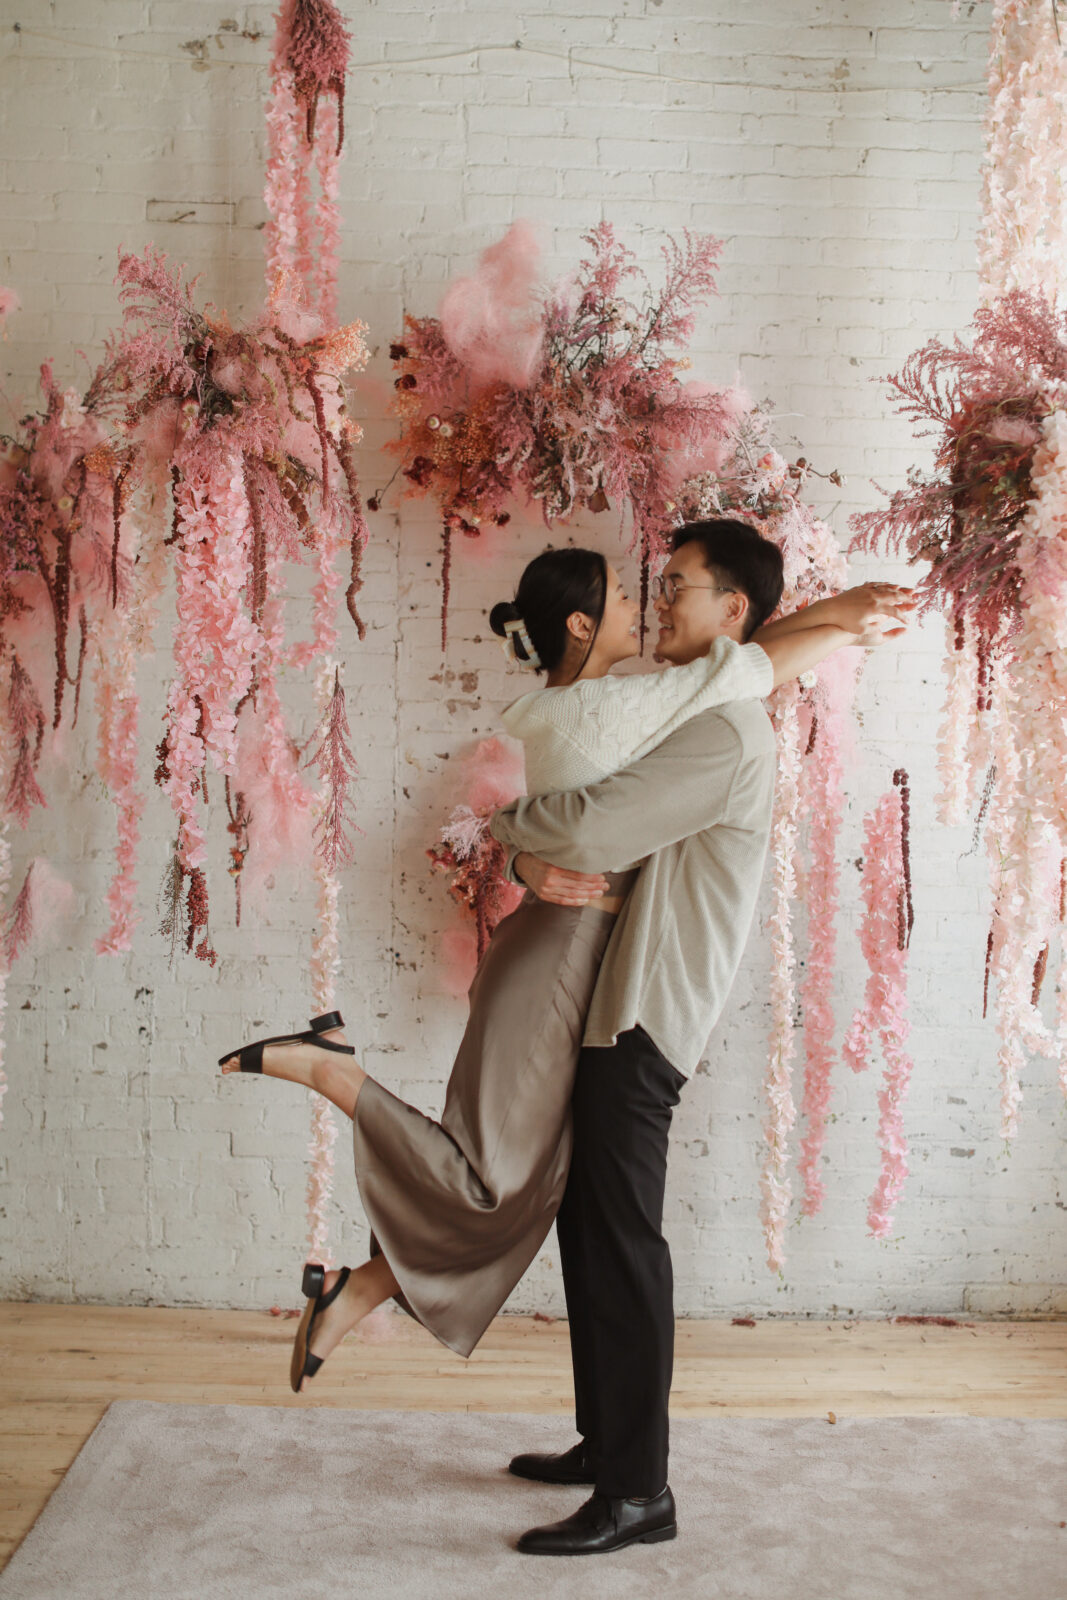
[672,518,784,639]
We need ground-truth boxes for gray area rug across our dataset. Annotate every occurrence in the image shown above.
[3,1404,1065,1600]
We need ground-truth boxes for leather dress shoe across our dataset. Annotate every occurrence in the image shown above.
[516,1487,677,1555]
[508,1440,596,1485]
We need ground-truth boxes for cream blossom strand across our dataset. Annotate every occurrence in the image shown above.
[983,409,1067,1130]
[305,656,343,1265]
[977,1,1067,307]
[796,685,846,1217]
[760,683,802,1273]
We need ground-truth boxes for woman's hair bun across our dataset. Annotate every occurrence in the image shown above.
[489,599,521,639]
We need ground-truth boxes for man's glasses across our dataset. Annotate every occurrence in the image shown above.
[651,574,736,606]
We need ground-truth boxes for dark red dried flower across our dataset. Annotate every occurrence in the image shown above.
[274,0,351,150]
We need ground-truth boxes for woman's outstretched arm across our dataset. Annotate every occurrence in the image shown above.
[754,582,913,688]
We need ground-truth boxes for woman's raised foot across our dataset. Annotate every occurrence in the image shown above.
[219,1026,367,1117]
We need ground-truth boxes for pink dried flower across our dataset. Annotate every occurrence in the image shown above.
[303,667,359,874]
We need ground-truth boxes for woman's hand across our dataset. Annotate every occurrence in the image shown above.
[849,615,908,647]
[514,852,610,905]
[826,582,915,635]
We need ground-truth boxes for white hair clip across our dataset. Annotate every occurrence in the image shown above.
[501,617,541,670]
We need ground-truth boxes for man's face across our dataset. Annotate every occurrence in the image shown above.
[652,541,751,664]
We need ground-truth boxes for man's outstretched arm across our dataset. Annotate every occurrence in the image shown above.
[490,711,744,876]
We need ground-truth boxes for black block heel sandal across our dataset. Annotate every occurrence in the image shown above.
[290,1262,351,1393]
[217,1013,354,1072]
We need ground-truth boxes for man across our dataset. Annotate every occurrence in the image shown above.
[489,519,907,1556]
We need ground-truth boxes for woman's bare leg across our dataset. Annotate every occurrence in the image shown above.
[297,1255,401,1390]
[220,1026,367,1118]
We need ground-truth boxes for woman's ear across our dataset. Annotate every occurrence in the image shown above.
[566,610,592,642]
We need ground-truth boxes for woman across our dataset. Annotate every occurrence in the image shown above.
[221,538,907,1388]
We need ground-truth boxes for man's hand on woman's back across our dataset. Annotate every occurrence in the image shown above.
[514,853,610,906]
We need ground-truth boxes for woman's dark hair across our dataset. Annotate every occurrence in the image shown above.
[489,547,608,675]
[672,518,784,638]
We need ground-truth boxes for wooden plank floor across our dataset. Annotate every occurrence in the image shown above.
[3,1303,1065,1569]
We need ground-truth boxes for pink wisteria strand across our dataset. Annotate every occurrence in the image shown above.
[264,0,350,315]
[843,773,916,1238]
[796,662,850,1218]
[675,399,858,1258]
[977,1,1067,307]
[381,221,726,649]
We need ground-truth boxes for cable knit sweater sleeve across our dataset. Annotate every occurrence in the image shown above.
[500,638,772,796]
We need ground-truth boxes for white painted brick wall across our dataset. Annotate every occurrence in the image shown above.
[1,0,1063,1319]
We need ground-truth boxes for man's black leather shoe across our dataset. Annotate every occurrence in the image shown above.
[516,1487,677,1555]
[508,1440,596,1485]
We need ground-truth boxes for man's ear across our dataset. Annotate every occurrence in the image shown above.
[727,591,750,631]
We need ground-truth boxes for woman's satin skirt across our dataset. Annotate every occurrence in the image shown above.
[352,894,619,1358]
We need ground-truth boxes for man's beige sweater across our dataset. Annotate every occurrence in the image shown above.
[489,701,777,1077]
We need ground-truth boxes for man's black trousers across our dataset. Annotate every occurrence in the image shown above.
[556,1025,686,1499]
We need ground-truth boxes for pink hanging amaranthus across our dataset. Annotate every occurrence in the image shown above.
[843,771,916,1238]
[851,292,1067,1132]
[673,402,857,1265]
[378,222,726,649]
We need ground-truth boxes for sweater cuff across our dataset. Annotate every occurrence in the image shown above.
[742,641,776,698]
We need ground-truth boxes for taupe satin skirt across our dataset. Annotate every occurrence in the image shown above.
[352,876,633,1359]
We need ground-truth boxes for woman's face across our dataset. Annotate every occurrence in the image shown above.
[581,563,640,671]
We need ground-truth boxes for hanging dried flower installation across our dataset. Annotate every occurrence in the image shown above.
[843,770,916,1237]
[427,737,525,997]
[104,246,369,960]
[673,403,857,1270]
[850,291,1067,1133]
[377,221,726,649]
[259,0,369,1260]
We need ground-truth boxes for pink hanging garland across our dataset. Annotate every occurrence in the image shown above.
[843,771,916,1238]
[796,666,849,1217]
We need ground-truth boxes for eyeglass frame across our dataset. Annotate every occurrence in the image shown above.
[651,573,737,606]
